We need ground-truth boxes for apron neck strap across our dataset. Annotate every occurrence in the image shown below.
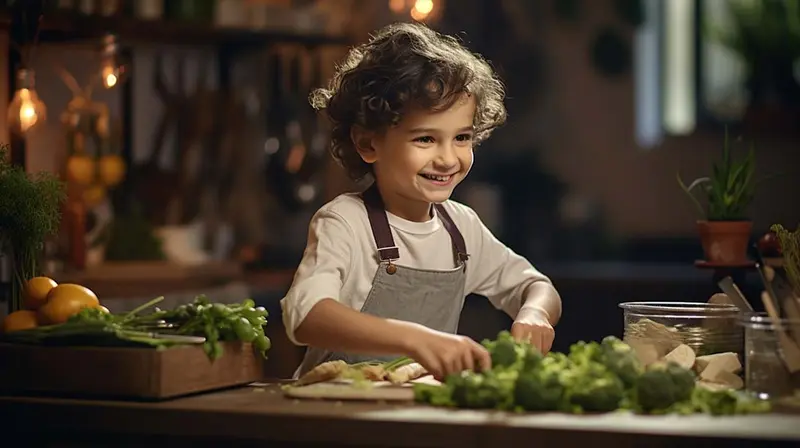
[361,184,469,263]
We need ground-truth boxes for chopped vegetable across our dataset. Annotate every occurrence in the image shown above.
[293,360,350,387]
[413,331,771,416]
[388,363,428,385]
[663,344,696,370]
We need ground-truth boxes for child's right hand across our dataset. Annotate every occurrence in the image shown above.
[404,326,492,381]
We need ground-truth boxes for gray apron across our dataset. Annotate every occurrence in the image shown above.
[294,184,470,377]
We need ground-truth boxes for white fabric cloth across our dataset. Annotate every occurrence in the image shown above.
[280,193,552,345]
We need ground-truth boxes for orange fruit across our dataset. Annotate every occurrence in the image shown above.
[2,310,39,333]
[65,154,95,186]
[97,305,110,313]
[98,154,126,187]
[22,276,58,310]
[38,283,100,325]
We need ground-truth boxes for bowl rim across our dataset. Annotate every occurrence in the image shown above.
[618,301,740,315]
[738,311,800,327]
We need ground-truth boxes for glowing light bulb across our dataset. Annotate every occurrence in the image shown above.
[7,70,47,134]
[414,0,433,15]
[101,63,121,89]
[99,34,128,89]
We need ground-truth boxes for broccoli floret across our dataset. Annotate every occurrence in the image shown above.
[514,367,567,411]
[520,345,544,372]
[482,330,524,368]
[635,361,695,412]
[567,340,604,366]
[413,383,455,407]
[563,362,625,413]
[598,336,643,387]
[685,387,772,416]
[449,369,517,410]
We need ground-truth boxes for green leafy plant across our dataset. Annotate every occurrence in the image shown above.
[705,0,800,74]
[676,129,756,221]
[770,224,800,296]
[0,144,66,311]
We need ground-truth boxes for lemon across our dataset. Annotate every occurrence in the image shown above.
[22,276,58,310]
[2,310,39,333]
[38,284,100,325]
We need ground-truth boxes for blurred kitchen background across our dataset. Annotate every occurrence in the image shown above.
[1,0,799,377]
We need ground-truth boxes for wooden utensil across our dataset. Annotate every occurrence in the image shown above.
[717,276,754,312]
[760,290,800,373]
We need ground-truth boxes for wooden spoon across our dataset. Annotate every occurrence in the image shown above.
[760,291,800,373]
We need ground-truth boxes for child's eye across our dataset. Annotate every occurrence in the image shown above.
[455,134,473,142]
[414,136,435,144]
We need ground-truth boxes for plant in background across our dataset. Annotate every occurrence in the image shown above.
[676,129,759,264]
[770,224,800,296]
[677,129,756,222]
[705,0,800,106]
[0,144,66,312]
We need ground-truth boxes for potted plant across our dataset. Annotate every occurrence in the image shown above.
[677,130,756,264]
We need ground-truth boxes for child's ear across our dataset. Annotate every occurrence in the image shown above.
[351,126,378,164]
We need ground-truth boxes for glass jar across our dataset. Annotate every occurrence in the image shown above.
[740,312,800,401]
[618,302,743,358]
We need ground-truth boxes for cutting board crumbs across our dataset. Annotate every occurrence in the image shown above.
[283,375,440,402]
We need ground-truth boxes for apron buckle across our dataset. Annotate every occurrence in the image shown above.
[386,262,397,275]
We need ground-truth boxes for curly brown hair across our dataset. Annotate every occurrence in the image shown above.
[309,22,507,181]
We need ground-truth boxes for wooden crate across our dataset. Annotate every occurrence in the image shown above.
[0,342,263,400]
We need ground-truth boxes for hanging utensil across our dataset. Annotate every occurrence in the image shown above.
[262,45,323,212]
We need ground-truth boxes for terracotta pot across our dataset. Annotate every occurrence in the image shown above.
[697,220,753,264]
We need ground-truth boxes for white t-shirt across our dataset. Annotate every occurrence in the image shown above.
[280,192,552,345]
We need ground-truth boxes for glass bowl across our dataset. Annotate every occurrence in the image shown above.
[618,301,743,359]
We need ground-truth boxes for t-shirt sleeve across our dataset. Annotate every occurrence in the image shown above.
[463,206,552,319]
[280,208,354,345]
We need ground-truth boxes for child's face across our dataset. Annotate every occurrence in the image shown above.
[358,94,476,221]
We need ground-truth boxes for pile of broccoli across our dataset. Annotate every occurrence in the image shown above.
[413,331,771,415]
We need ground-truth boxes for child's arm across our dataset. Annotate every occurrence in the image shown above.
[463,207,562,324]
[294,299,491,377]
[294,298,418,355]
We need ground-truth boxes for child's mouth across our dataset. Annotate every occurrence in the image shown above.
[419,173,455,186]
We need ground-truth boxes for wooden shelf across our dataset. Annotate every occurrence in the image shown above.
[1,12,353,48]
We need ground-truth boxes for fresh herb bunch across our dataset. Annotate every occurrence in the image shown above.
[0,295,271,361]
[0,144,66,311]
[156,295,271,360]
[770,224,800,296]
[414,331,771,416]
[677,129,756,221]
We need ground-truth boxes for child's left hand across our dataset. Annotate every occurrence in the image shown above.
[511,308,555,354]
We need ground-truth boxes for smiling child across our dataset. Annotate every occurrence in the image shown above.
[280,22,562,379]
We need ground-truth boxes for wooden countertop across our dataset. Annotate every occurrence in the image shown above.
[2,384,799,447]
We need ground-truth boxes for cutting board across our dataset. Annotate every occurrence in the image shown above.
[282,375,440,402]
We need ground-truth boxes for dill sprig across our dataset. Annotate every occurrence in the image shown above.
[770,223,800,297]
[0,144,66,311]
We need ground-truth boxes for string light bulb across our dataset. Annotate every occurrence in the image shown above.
[411,0,434,20]
[7,68,47,134]
[99,34,128,89]
[389,0,440,23]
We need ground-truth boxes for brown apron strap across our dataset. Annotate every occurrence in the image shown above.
[362,185,400,261]
[433,204,470,263]
[361,184,468,264]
